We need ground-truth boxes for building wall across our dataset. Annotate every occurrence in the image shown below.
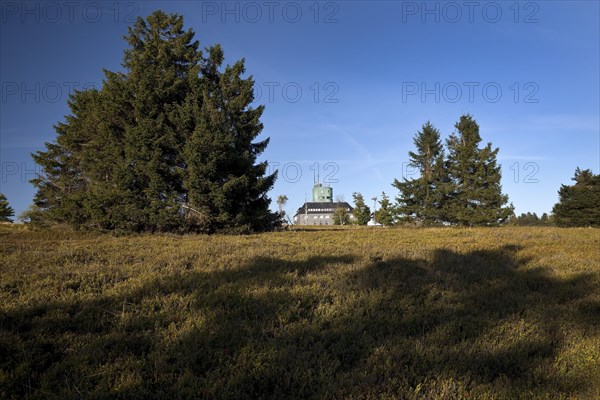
[294,213,355,225]
[293,201,355,225]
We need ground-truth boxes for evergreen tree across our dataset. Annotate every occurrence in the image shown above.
[31,11,277,233]
[518,212,539,226]
[0,194,15,222]
[30,87,107,228]
[32,12,197,231]
[507,211,553,226]
[443,114,512,226]
[116,11,201,231]
[17,204,46,226]
[352,192,371,225]
[393,121,447,225]
[182,45,277,233]
[374,192,395,226]
[540,212,552,226]
[552,168,600,227]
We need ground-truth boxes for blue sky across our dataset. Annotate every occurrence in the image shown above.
[1,1,599,219]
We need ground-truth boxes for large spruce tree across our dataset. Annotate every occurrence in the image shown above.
[393,121,447,225]
[31,11,277,233]
[444,114,512,225]
[552,168,600,227]
[183,45,276,232]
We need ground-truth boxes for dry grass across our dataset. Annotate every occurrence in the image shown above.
[1,225,599,399]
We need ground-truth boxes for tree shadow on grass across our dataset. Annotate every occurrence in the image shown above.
[0,255,355,398]
[311,246,600,398]
[2,248,599,399]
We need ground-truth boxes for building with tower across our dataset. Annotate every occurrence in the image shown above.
[293,183,354,225]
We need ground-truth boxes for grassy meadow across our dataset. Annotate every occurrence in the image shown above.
[1,225,599,399]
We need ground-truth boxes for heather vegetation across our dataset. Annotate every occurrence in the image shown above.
[1,224,599,399]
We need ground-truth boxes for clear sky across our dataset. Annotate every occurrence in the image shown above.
[1,1,599,219]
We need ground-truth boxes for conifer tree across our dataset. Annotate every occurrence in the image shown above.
[443,114,512,225]
[352,192,371,225]
[552,168,600,227]
[540,212,552,226]
[0,193,15,222]
[182,45,277,233]
[30,89,97,228]
[116,11,201,231]
[30,11,277,233]
[393,121,446,224]
[374,192,395,226]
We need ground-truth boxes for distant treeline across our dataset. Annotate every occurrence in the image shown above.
[507,212,553,227]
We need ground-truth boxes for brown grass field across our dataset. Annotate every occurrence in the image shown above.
[1,225,599,399]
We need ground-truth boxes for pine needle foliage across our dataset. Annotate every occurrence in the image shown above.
[31,11,277,233]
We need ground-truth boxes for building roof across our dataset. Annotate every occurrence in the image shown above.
[294,202,354,216]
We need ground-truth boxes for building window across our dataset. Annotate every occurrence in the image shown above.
[325,215,330,219]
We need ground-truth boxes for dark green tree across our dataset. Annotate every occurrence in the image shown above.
[0,193,15,222]
[110,11,201,231]
[506,211,554,226]
[182,45,277,233]
[31,11,277,233]
[374,192,395,226]
[30,88,102,228]
[443,114,512,226]
[552,168,600,227]
[540,212,552,226]
[393,121,447,225]
[352,192,371,225]
[32,12,197,231]
[510,212,539,226]
[17,204,46,226]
